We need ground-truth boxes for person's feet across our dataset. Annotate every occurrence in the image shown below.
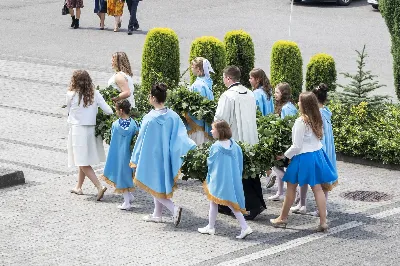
[198,225,215,235]
[266,174,276,189]
[236,226,253,239]
[127,26,140,35]
[117,201,131,210]
[270,217,288,228]
[290,204,307,214]
[96,186,107,201]
[268,194,284,201]
[244,206,265,220]
[70,188,83,195]
[310,210,328,217]
[143,214,162,223]
[173,206,182,227]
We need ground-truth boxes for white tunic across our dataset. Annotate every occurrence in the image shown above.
[214,83,259,145]
[108,71,136,108]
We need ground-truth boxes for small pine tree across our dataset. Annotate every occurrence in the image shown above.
[337,45,388,106]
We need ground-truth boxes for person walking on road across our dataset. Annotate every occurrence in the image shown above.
[126,0,142,35]
[67,0,84,29]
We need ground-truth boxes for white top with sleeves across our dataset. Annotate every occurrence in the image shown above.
[284,117,323,159]
[108,71,135,108]
[66,90,113,125]
[214,83,259,145]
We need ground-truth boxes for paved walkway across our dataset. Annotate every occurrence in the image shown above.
[1,59,400,266]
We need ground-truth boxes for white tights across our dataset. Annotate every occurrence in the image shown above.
[208,201,248,231]
[273,167,285,196]
[152,197,175,217]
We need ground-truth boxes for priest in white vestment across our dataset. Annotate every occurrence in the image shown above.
[214,66,266,220]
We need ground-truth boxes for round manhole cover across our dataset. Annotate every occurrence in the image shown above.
[341,191,392,202]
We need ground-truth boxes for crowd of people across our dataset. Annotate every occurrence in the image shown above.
[66,52,338,239]
[66,0,141,34]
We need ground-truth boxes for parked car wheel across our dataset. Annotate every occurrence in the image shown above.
[336,0,352,6]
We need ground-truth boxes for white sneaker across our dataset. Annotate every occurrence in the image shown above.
[310,210,328,217]
[173,206,182,227]
[198,225,215,235]
[236,226,253,239]
[290,204,306,214]
[117,202,131,210]
[268,194,284,201]
[143,214,163,223]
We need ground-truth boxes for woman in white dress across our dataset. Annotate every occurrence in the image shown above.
[108,52,135,108]
[67,70,114,200]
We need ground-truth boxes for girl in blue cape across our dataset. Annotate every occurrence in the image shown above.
[290,83,338,217]
[198,120,253,239]
[185,57,214,145]
[249,68,274,116]
[270,92,337,232]
[268,83,298,201]
[101,99,139,210]
[130,83,196,227]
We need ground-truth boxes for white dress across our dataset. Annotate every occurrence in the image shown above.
[108,71,135,108]
[66,90,113,167]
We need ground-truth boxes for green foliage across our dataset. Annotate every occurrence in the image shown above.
[380,0,400,99]
[336,45,388,106]
[224,30,255,87]
[141,28,180,93]
[270,40,303,101]
[330,100,400,164]
[95,86,119,144]
[181,142,212,182]
[306,53,337,92]
[189,36,226,92]
[166,86,217,124]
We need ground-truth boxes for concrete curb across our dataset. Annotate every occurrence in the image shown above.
[0,168,25,188]
[337,153,400,171]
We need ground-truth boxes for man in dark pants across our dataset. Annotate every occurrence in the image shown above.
[126,0,141,35]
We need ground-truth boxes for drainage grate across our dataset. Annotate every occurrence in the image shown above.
[341,190,392,202]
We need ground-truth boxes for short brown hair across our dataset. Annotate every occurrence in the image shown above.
[223,66,241,82]
[212,120,232,140]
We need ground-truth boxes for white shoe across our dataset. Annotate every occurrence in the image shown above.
[310,210,328,217]
[198,225,215,235]
[173,206,182,227]
[70,188,83,195]
[268,194,284,201]
[129,193,135,203]
[290,205,306,214]
[96,186,107,201]
[143,214,162,223]
[236,226,253,239]
[117,202,131,210]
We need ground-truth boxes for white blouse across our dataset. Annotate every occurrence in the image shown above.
[66,90,113,125]
[284,117,323,159]
[108,71,135,108]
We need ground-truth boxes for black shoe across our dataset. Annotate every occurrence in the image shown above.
[244,206,266,221]
[70,16,76,28]
[127,30,133,35]
[74,19,79,29]
[133,25,139,31]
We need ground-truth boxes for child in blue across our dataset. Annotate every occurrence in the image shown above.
[249,68,274,116]
[291,83,338,217]
[268,83,298,201]
[101,99,139,210]
[130,83,196,227]
[270,92,337,232]
[198,120,253,239]
[186,57,214,145]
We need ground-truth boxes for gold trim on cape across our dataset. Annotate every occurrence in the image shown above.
[202,182,248,214]
[100,174,135,194]
[185,113,213,140]
[133,170,181,199]
[129,162,137,168]
[321,179,339,192]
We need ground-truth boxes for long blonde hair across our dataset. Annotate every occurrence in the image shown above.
[112,52,133,76]
[299,92,323,139]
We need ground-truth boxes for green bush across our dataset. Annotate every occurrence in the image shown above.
[380,0,400,100]
[224,30,255,88]
[141,28,180,93]
[306,53,337,91]
[270,40,303,101]
[189,36,226,92]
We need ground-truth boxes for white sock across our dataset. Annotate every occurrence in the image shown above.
[228,206,248,231]
[156,197,175,214]
[123,192,130,205]
[208,201,218,229]
[152,197,163,217]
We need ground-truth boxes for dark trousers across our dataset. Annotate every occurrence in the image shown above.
[218,176,266,217]
[126,0,140,30]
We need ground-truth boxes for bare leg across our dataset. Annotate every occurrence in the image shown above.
[76,8,81,19]
[278,182,298,221]
[99,13,105,28]
[69,8,75,16]
[311,184,327,225]
[80,165,102,189]
[76,167,85,189]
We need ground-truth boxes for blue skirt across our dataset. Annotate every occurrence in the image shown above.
[283,149,338,187]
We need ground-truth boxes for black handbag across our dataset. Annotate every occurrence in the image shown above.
[62,1,69,15]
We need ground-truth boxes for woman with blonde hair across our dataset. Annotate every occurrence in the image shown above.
[66,70,113,200]
[108,52,135,108]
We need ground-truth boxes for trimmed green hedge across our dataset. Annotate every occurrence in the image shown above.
[270,40,303,101]
[306,53,337,91]
[141,28,180,93]
[380,0,400,100]
[224,30,255,88]
[189,36,226,92]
